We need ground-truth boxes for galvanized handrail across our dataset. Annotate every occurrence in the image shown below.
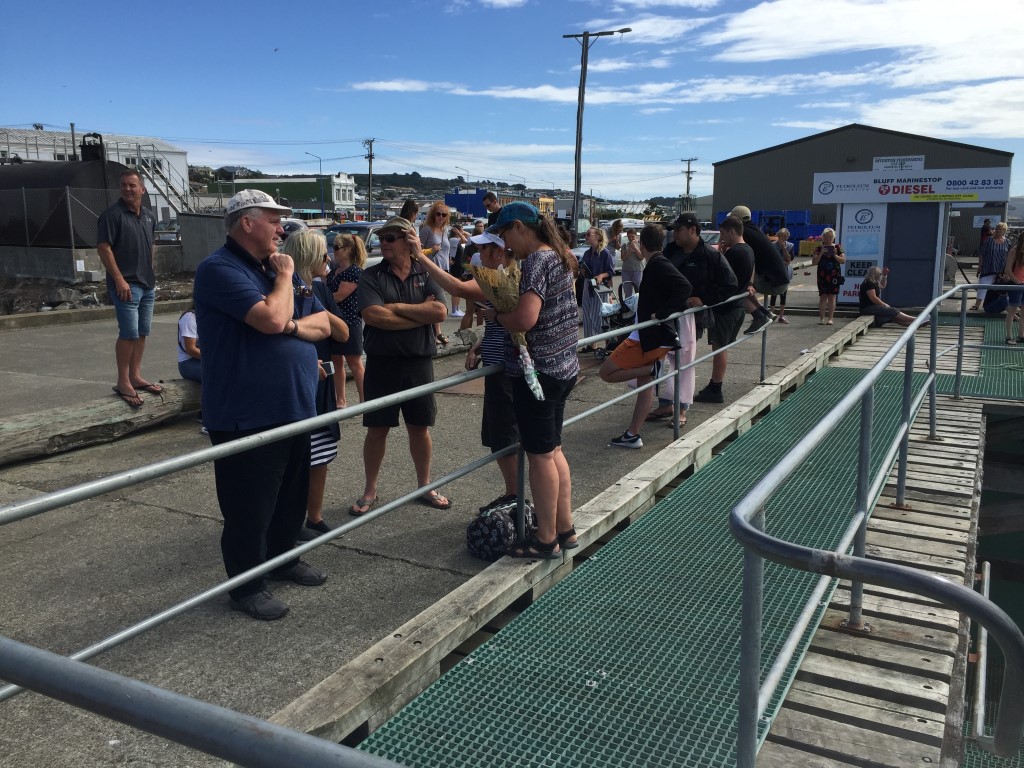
[0,290,762,763]
[729,284,1024,764]
[0,635,399,768]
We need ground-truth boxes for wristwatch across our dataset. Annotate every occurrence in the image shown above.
[287,320,299,336]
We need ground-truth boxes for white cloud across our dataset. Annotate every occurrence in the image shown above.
[585,56,672,73]
[609,0,720,7]
[640,107,674,114]
[479,0,529,6]
[352,79,455,92]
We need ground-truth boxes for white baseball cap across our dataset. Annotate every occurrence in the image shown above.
[469,232,505,248]
[226,189,292,217]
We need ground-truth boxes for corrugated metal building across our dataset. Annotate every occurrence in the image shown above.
[712,124,1013,256]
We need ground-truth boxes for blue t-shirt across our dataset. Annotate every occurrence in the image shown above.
[194,238,324,431]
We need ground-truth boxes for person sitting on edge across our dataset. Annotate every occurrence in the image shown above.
[600,223,692,449]
[858,266,922,328]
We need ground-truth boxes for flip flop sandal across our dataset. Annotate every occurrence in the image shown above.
[112,387,144,409]
[349,495,378,516]
[645,409,671,422]
[419,490,452,510]
[436,334,450,346]
[134,382,164,394]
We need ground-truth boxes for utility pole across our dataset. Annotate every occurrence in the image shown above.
[564,26,631,243]
[363,138,375,221]
[681,157,697,213]
[305,151,324,218]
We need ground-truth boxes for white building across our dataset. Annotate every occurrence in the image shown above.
[0,126,192,221]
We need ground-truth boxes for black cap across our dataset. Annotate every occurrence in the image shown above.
[673,212,700,232]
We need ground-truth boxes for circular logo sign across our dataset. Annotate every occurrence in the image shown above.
[855,208,874,224]
[818,181,834,195]
[878,184,891,195]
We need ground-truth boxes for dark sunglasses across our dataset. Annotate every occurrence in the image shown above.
[322,253,330,263]
[435,212,449,217]
[381,232,404,243]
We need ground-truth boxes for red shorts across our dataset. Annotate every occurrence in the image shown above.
[608,338,669,371]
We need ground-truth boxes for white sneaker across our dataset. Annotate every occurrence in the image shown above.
[450,309,465,317]
[200,426,209,435]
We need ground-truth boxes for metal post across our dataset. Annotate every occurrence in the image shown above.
[759,324,768,382]
[516,445,527,543]
[928,305,938,439]
[65,186,75,264]
[305,151,324,218]
[845,388,873,631]
[737,506,765,768]
[22,187,30,246]
[895,336,915,508]
[954,290,968,399]
[672,318,682,440]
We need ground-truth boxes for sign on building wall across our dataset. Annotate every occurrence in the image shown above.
[837,203,888,304]
[813,168,1011,204]
[872,155,924,172]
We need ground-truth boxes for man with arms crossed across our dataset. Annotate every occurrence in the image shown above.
[97,170,160,408]
[194,190,330,621]
[350,216,451,516]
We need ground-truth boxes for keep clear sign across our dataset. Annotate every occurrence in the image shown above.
[837,204,887,304]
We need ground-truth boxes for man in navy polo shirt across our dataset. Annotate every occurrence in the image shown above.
[194,190,330,621]
[97,170,159,409]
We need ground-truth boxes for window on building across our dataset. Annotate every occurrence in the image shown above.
[55,153,70,161]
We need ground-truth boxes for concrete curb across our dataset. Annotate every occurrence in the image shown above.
[0,298,194,332]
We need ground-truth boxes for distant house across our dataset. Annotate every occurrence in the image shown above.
[207,173,356,217]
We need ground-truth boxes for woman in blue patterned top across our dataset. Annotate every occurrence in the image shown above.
[327,233,366,407]
[485,203,581,559]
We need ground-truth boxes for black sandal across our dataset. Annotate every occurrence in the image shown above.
[508,535,560,559]
[557,526,579,550]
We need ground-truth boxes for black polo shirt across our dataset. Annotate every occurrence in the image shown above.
[359,258,445,358]
[97,199,156,289]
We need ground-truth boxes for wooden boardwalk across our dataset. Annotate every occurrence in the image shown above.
[759,326,984,767]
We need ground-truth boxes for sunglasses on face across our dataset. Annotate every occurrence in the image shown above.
[435,212,449,218]
[381,232,405,243]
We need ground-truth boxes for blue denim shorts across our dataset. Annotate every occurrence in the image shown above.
[109,283,155,340]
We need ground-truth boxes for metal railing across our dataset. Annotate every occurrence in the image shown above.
[0,291,761,766]
[729,284,1024,764]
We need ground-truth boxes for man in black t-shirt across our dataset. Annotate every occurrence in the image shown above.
[729,205,785,335]
[482,191,502,226]
[352,216,451,516]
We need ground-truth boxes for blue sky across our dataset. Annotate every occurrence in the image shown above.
[3,0,1021,201]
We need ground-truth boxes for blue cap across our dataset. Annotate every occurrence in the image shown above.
[486,201,539,234]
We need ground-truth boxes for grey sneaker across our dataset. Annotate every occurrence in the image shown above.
[230,590,289,621]
[610,431,643,449]
[268,559,327,586]
[744,313,771,335]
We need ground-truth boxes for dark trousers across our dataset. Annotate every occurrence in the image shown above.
[208,427,311,600]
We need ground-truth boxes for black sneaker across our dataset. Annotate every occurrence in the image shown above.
[297,518,332,541]
[268,560,328,586]
[230,590,289,621]
[744,313,771,335]
[610,431,643,449]
[694,384,724,404]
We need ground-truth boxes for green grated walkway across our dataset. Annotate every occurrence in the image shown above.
[936,315,1024,400]
[359,368,930,768]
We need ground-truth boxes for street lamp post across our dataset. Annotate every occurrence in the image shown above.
[456,166,471,187]
[563,26,630,243]
[305,151,324,219]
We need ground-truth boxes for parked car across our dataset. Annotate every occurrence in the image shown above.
[155,219,180,242]
[700,230,721,248]
[280,218,309,241]
[323,221,388,268]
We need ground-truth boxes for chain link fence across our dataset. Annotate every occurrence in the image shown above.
[0,187,124,248]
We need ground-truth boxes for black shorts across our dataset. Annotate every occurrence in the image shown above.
[511,372,576,455]
[709,306,745,347]
[482,372,518,451]
[363,355,436,428]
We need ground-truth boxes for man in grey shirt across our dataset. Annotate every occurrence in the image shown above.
[96,170,160,408]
